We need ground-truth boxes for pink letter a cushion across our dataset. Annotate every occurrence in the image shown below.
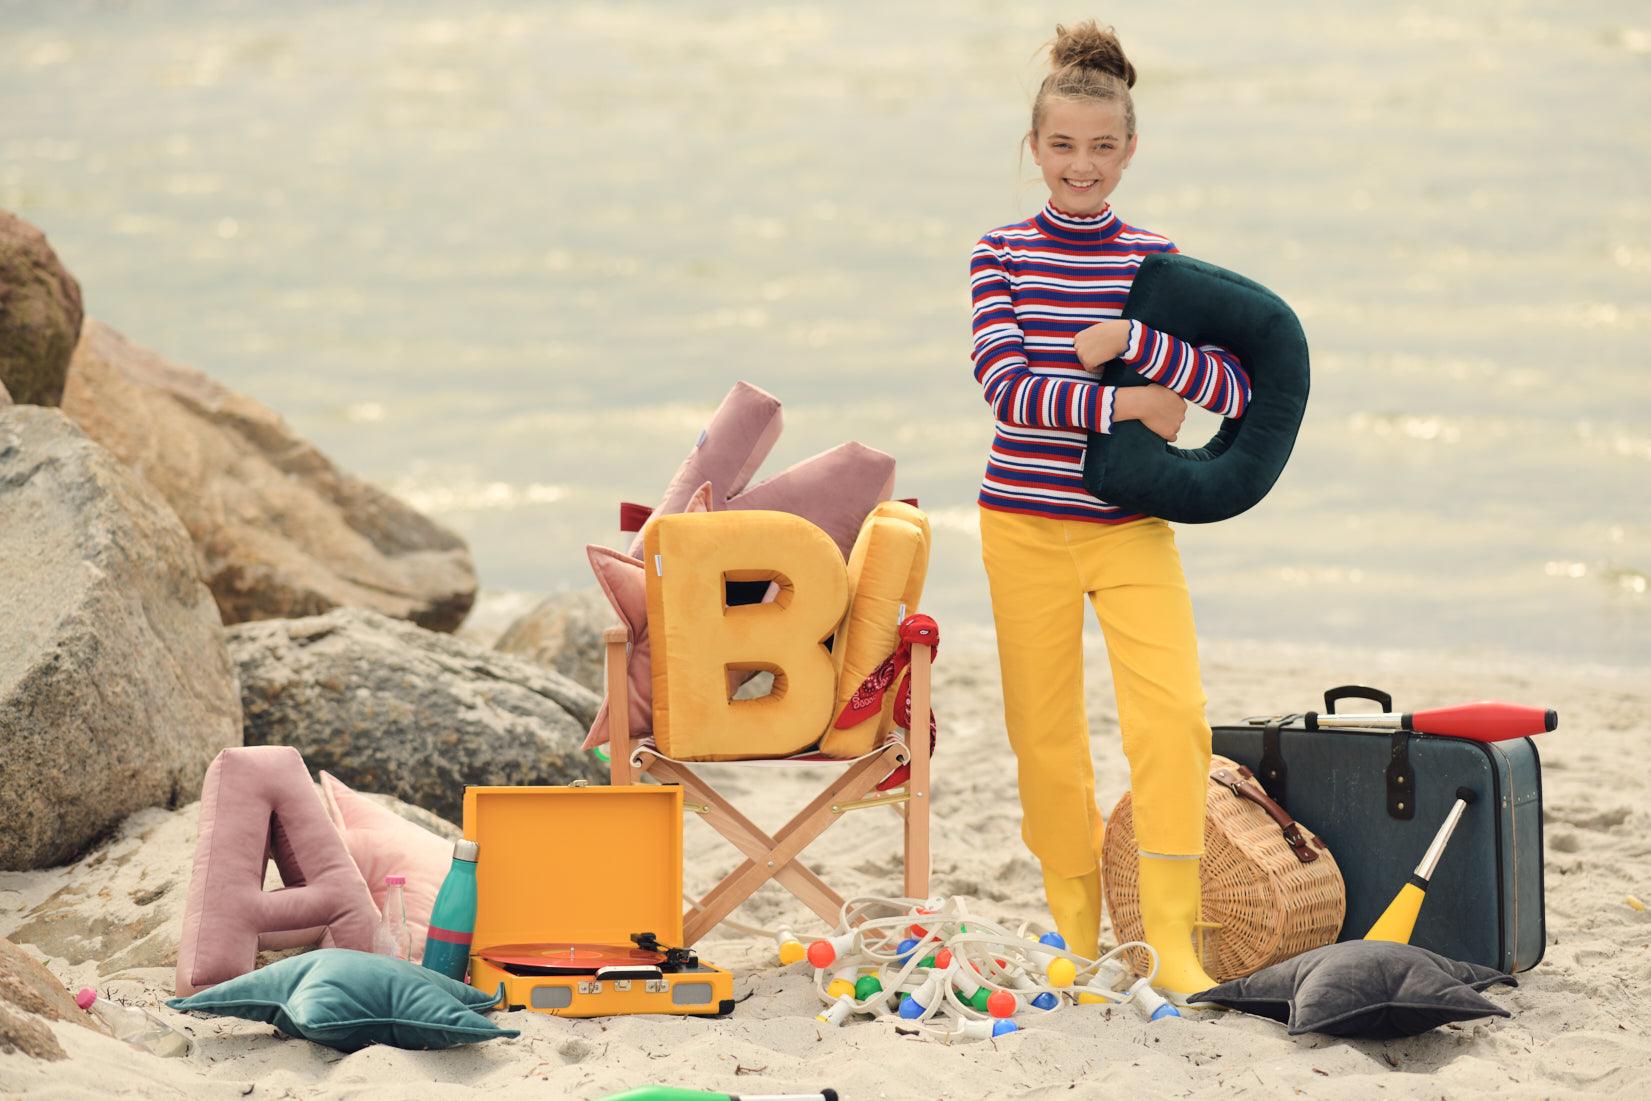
[175,746,379,996]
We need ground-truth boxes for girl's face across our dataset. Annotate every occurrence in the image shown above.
[1028,97,1137,215]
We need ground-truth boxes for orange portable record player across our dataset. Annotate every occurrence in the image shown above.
[462,784,735,1018]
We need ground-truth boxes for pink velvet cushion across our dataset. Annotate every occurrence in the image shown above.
[584,481,715,748]
[318,771,451,963]
[175,746,380,997]
[623,383,896,560]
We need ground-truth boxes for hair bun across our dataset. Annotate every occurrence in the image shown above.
[1049,20,1136,87]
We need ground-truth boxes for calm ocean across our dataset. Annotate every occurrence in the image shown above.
[5,0,1647,665]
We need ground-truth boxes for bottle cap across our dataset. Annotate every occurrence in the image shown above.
[75,988,97,1011]
[454,839,479,862]
[385,874,407,886]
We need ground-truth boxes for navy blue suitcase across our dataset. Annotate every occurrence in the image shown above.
[1211,685,1546,973]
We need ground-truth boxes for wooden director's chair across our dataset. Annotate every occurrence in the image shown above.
[604,625,932,946]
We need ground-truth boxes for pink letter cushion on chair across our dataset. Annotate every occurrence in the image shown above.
[820,500,932,759]
[175,746,380,997]
[583,481,742,750]
[623,380,897,561]
[318,771,451,964]
[589,382,896,749]
[645,510,848,761]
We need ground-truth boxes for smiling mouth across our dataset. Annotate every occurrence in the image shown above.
[1064,179,1098,191]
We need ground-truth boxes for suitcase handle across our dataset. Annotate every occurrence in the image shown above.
[1322,685,1393,715]
[1211,766,1323,864]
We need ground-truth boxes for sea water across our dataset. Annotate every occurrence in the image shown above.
[4,0,1646,664]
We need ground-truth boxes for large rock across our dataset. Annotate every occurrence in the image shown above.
[60,320,477,631]
[0,211,84,407]
[0,939,92,1027]
[0,407,243,871]
[493,586,610,692]
[229,608,604,823]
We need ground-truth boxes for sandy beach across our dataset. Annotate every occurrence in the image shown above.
[4,632,1647,1100]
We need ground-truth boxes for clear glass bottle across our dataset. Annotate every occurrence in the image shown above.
[76,988,193,1057]
[372,874,412,960]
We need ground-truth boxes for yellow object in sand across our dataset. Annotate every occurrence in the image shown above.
[1136,855,1218,996]
[1365,788,1476,945]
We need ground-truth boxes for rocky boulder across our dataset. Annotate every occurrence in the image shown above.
[0,407,242,871]
[60,320,477,631]
[228,608,604,823]
[0,211,84,407]
[493,586,610,692]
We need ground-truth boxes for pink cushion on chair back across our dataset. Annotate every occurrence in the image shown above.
[174,746,380,996]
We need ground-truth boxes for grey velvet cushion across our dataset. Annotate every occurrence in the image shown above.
[1187,940,1517,1039]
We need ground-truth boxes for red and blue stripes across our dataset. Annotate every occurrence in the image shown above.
[971,200,1251,522]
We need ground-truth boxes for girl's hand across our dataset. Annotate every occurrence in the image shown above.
[1112,384,1187,442]
[1074,320,1131,371]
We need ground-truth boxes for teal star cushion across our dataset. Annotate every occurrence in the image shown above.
[167,948,518,1052]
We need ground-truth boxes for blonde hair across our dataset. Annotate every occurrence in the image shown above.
[1030,20,1137,138]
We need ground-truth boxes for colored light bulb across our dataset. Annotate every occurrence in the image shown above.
[987,990,1018,1019]
[1047,957,1077,988]
[1039,931,1067,950]
[1032,992,1059,1011]
[854,975,883,1001]
[968,988,991,1012]
[935,948,953,969]
[827,978,855,1000]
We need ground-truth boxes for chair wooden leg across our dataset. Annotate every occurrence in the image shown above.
[903,642,932,900]
[651,761,843,922]
[604,626,633,786]
[657,747,907,944]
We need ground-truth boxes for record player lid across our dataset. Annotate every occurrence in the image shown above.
[462,785,684,950]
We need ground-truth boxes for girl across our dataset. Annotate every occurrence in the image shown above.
[971,21,1251,996]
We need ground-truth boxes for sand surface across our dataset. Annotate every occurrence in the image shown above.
[3,636,1648,1099]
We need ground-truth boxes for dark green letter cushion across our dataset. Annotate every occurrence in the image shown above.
[167,948,518,1052]
[1083,252,1309,523]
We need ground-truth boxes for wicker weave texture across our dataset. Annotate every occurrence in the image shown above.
[1101,755,1346,981]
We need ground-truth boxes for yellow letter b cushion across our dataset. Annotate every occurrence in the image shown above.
[166,948,518,1052]
[1085,252,1309,523]
[644,510,848,760]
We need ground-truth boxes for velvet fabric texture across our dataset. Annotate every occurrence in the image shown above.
[167,948,517,1052]
[1187,940,1516,1039]
[318,771,451,963]
[644,510,848,761]
[1084,252,1310,523]
[174,746,379,996]
[821,500,932,758]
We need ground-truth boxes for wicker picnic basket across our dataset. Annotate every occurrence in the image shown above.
[1101,755,1346,982]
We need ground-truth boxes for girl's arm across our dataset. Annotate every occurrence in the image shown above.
[1117,321,1251,419]
[1116,243,1250,418]
[971,236,1118,433]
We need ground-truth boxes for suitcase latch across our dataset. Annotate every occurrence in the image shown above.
[1385,731,1416,820]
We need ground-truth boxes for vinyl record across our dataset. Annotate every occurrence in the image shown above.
[478,942,666,976]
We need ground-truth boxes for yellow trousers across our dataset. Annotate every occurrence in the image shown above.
[978,505,1212,877]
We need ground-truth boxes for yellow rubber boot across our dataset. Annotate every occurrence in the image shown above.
[1137,854,1217,997]
[1040,864,1102,961]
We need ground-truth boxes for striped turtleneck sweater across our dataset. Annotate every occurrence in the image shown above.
[970,200,1252,523]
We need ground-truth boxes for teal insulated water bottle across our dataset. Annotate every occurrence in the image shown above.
[420,839,479,981]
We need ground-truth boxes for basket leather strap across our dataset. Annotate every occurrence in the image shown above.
[1211,765,1320,864]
